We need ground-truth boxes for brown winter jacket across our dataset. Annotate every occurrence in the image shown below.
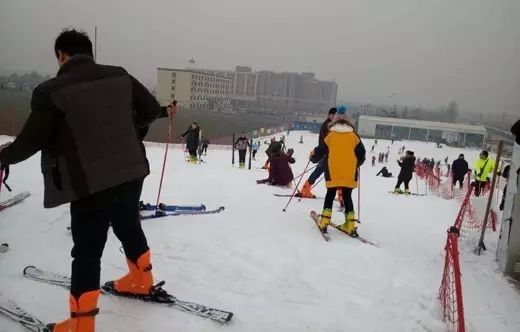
[318,118,332,146]
[0,55,161,208]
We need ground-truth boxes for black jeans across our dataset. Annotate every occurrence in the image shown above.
[453,176,464,188]
[252,150,257,159]
[474,180,486,197]
[69,178,149,298]
[324,187,354,213]
[238,149,247,163]
[308,158,326,184]
[395,178,410,190]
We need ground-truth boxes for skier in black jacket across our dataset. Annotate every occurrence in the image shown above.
[298,107,337,198]
[512,119,520,144]
[234,132,250,168]
[180,122,200,162]
[0,29,164,332]
[451,154,469,188]
[393,151,416,194]
[376,166,393,178]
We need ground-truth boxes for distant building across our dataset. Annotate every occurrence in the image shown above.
[181,66,338,113]
[156,68,233,110]
[357,115,487,147]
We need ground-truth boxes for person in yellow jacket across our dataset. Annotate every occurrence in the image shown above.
[310,105,366,237]
[473,150,495,197]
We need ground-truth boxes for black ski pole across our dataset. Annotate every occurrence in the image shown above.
[248,138,253,170]
[232,133,235,166]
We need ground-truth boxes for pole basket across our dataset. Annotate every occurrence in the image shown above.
[439,227,466,332]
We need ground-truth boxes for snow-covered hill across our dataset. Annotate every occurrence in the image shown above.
[1,132,519,332]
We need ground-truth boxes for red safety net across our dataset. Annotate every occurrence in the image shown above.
[439,227,465,332]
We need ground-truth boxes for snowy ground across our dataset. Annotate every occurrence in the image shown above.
[1,131,519,332]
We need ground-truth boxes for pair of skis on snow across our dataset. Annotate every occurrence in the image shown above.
[65,202,226,230]
[388,191,427,196]
[0,193,30,255]
[309,211,378,247]
[0,191,30,212]
[0,266,233,331]
[139,201,225,220]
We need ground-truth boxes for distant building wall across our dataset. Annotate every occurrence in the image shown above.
[358,115,487,147]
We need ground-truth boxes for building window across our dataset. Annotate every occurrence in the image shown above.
[375,125,392,139]
[410,128,428,141]
[392,126,410,140]
[427,130,443,142]
[465,133,484,147]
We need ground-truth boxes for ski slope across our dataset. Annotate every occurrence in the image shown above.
[1,131,519,332]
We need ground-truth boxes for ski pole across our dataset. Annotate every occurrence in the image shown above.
[415,173,419,195]
[358,167,361,220]
[293,164,317,182]
[283,159,311,212]
[155,101,176,209]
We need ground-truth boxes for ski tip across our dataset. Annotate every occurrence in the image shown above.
[22,265,36,275]
[225,312,234,322]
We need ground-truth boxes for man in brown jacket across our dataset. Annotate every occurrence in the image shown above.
[0,29,170,332]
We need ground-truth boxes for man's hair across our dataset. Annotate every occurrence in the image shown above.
[54,29,93,58]
[481,150,489,157]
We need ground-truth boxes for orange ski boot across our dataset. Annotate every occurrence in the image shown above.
[108,250,154,295]
[299,181,316,198]
[47,290,100,332]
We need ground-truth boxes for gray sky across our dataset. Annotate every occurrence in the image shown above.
[1,0,519,114]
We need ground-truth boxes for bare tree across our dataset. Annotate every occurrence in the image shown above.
[446,101,459,122]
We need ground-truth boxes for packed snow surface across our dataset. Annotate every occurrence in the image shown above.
[1,131,519,332]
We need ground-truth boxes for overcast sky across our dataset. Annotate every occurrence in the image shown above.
[1,0,519,114]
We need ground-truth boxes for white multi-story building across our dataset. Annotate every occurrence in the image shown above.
[170,65,338,113]
[156,68,232,110]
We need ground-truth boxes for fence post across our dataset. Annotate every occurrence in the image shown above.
[232,133,235,165]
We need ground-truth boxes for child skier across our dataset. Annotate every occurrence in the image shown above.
[393,150,416,194]
[235,132,250,168]
[252,141,260,160]
[199,136,209,156]
[311,105,366,237]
